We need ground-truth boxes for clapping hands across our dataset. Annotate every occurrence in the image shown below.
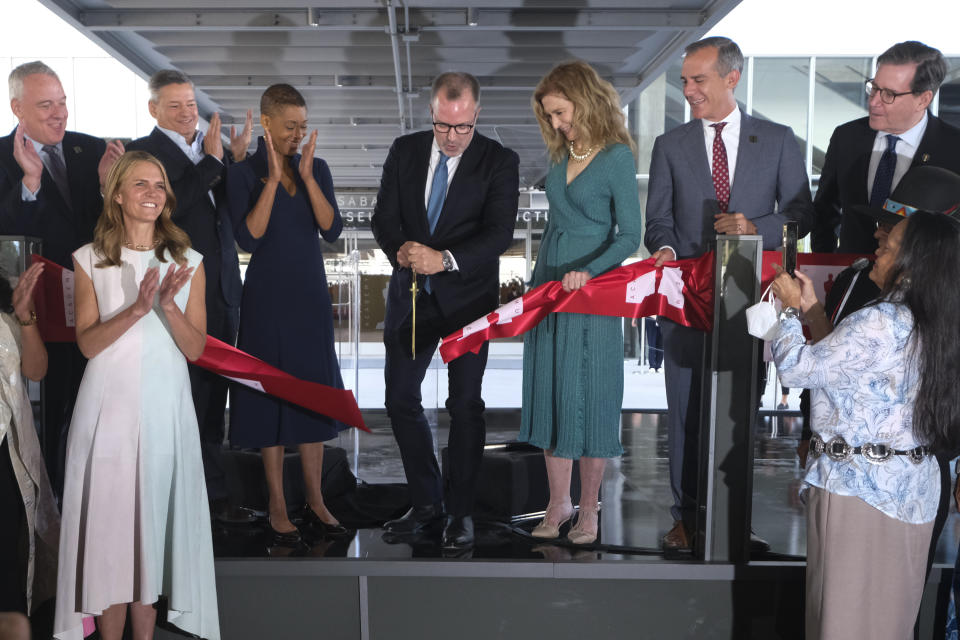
[12,262,44,324]
[132,263,194,318]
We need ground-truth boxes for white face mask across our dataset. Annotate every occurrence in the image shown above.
[745,284,779,341]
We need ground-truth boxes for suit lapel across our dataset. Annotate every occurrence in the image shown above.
[729,113,758,211]
[410,133,432,237]
[912,114,939,168]
[680,121,714,201]
[61,133,90,212]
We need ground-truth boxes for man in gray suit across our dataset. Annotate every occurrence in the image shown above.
[645,36,813,550]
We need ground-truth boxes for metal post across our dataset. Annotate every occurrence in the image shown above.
[696,234,763,563]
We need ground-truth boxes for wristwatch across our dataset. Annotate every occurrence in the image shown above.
[778,306,800,322]
[441,250,454,272]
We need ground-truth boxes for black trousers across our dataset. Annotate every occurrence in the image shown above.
[0,439,27,613]
[189,290,239,503]
[42,342,85,498]
[383,292,488,517]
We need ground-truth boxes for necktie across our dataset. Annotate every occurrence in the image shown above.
[710,122,730,213]
[423,151,449,293]
[869,134,900,208]
[426,151,449,234]
[41,144,71,208]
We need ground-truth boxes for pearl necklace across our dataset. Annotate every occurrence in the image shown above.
[567,142,596,162]
[124,238,160,251]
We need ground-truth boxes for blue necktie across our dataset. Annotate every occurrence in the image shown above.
[426,151,449,234]
[869,134,900,208]
[423,151,448,293]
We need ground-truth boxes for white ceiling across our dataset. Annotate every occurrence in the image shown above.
[38,0,741,188]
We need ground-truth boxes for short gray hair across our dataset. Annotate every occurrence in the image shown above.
[8,61,59,101]
[685,36,744,77]
[148,69,193,103]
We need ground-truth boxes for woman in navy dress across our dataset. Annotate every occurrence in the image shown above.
[225,84,348,545]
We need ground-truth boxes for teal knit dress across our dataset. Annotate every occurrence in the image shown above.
[519,143,643,459]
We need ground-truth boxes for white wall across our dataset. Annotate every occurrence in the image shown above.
[0,1,152,139]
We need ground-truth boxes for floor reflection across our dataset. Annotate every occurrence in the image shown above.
[213,410,960,565]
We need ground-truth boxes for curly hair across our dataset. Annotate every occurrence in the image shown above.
[93,151,191,268]
[532,60,635,165]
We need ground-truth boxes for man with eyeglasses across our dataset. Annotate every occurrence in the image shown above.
[372,72,519,550]
[812,41,960,254]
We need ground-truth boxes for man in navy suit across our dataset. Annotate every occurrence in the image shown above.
[127,69,251,519]
[372,72,519,549]
[0,61,123,493]
[645,37,814,550]
[811,41,960,254]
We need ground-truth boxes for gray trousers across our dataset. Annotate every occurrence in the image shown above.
[805,487,933,640]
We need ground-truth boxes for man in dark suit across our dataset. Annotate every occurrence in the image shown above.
[126,69,251,519]
[811,41,960,254]
[645,37,814,550]
[0,61,123,493]
[372,72,519,549]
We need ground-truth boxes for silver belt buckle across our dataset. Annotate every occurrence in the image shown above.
[908,447,926,465]
[809,434,825,458]
[825,435,853,462]
[861,442,894,464]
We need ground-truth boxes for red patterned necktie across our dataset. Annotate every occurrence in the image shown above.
[710,122,729,213]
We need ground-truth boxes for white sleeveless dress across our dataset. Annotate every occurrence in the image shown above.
[54,244,220,640]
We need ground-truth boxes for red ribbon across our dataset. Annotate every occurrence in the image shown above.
[439,254,715,363]
[29,254,367,432]
[195,336,368,432]
[439,251,872,363]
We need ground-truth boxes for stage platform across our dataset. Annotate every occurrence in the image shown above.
[152,411,958,640]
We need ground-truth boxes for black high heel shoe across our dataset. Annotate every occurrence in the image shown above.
[267,522,302,547]
[301,504,349,539]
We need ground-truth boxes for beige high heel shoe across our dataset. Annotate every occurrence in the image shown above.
[531,507,575,539]
[567,510,598,545]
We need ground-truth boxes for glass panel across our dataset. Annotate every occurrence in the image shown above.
[812,57,872,175]
[939,57,960,129]
[751,57,810,154]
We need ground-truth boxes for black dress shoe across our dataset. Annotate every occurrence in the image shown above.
[383,504,445,534]
[441,515,474,549]
[300,504,350,539]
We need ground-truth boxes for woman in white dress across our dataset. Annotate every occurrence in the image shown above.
[54,151,220,640]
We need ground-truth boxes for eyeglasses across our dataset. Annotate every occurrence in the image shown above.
[432,121,475,134]
[865,80,915,105]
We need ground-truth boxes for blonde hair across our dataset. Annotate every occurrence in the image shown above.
[94,151,191,267]
[532,60,635,164]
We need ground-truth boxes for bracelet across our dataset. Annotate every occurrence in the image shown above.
[17,310,38,326]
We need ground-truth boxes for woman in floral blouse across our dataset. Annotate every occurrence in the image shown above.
[772,209,960,640]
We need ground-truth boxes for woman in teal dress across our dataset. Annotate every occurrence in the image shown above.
[520,61,643,545]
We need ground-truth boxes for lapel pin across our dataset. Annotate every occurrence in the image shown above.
[73,146,82,154]
[921,153,930,163]
[749,135,758,143]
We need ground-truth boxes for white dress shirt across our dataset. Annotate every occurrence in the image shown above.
[701,105,741,189]
[866,112,927,201]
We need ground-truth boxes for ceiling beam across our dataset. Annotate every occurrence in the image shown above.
[79,8,705,32]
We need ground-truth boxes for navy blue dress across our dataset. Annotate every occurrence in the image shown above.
[225,137,348,448]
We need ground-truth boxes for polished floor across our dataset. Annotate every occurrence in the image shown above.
[213,409,960,566]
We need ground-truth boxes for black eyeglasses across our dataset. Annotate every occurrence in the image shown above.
[865,80,915,105]
[432,121,475,134]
